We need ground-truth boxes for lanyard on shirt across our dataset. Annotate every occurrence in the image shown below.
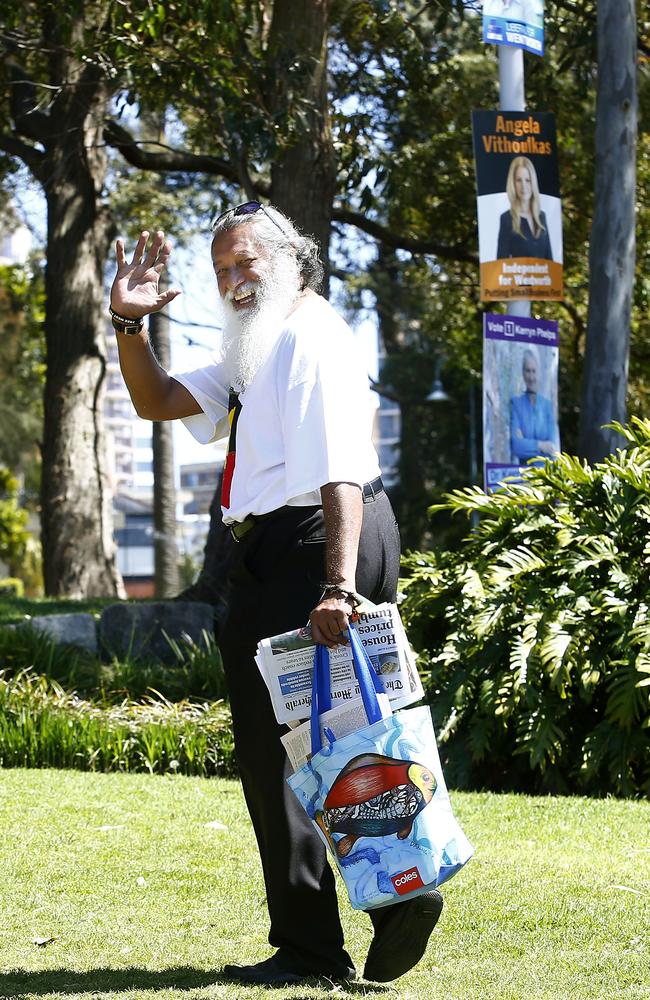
[221,388,242,509]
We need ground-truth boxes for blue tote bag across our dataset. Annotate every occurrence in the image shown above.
[287,624,474,911]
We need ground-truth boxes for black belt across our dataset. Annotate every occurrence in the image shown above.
[362,476,384,503]
[229,506,286,542]
[229,477,385,543]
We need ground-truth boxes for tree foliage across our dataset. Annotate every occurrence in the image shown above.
[1,0,648,591]
[0,261,45,486]
[400,417,650,798]
[0,468,30,575]
[334,1,649,547]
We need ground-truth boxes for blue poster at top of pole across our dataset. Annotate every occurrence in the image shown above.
[482,1,545,57]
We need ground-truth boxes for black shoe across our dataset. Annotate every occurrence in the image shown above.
[223,955,309,985]
[363,889,444,983]
[222,953,356,986]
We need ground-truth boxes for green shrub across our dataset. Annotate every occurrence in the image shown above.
[400,418,650,798]
[99,629,229,704]
[0,626,234,776]
[0,468,30,576]
[0,624,91,684]
[0,669,236,777]
[0,577,24,598]
[0,624,228,704]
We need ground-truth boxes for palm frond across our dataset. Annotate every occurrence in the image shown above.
[489,545,546,587]
[399,418,650,796]
[606,660,648,729]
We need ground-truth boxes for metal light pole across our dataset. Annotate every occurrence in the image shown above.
[426,363,479,526]
[468,381,479,487]
[499,45,531,320]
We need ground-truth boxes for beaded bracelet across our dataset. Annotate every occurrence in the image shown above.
[317,583,362,609]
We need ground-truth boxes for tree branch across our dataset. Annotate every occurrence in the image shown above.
[0,130,45,175]
[559,297,585,335]
[105,121,477,262]
[103,119,270,194]
[331,206,478,263]
[5,58,54,143]
[369,376,401,404]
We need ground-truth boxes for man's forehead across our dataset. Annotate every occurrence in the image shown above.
[211,225,267,261]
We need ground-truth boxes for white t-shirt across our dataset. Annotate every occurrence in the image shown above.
[173,294,381,524]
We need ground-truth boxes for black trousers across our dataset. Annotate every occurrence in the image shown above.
[219,490,400,975]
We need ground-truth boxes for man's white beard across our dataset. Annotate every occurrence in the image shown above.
[220,253,302,390]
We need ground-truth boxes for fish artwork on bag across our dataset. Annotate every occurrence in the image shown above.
[314,752,437,858]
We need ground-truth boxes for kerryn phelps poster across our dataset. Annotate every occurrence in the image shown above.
[472,110,563,301]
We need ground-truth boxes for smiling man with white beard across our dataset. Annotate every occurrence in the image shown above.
[109,201,443,986]
[219,229,302,389]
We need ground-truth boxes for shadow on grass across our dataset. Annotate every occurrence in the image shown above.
[0,965,391,996]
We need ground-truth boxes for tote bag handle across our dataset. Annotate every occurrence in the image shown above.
[310,622,388,757]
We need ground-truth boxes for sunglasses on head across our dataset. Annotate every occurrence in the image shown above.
[211,200,287,236]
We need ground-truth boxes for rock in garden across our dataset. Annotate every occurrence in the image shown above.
[99,601,215,663]
[27,614,99,655]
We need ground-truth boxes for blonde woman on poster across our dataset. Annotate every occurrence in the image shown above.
[472,110,562,300]
[497,157,553,262]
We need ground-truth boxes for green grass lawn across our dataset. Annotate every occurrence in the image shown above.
[0,770,647,1000]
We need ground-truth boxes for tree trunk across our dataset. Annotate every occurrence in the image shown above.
[186,0,337,599]
[149,273,180,598]
[578,0,637,462]
[174,0,338,606]
[138,106,181,598]
[266,0,336,291]
[40,67,124,597]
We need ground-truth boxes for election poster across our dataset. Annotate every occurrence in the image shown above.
[483,312,560,492]
[472,110,563,301]
[482,0,545,57]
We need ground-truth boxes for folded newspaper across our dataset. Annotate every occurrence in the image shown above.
[280,693,392,772]
[255,603,423,728]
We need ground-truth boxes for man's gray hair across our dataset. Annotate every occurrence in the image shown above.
[522,348,538,369]
[212,204,324,292]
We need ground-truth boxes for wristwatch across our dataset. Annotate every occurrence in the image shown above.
[109,306,144,335]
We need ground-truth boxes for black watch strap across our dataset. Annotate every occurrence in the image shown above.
[109,306,145,335]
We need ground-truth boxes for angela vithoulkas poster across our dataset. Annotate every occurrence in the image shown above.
[472,110,563,302]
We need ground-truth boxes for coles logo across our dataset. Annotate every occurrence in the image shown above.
[391,866,425,895]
